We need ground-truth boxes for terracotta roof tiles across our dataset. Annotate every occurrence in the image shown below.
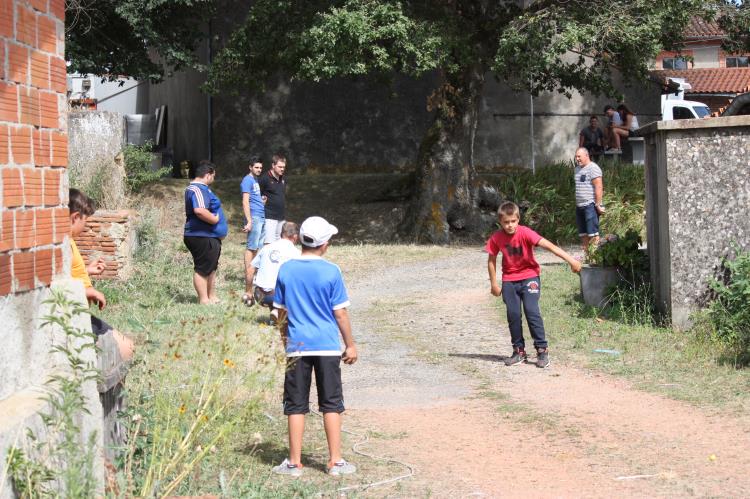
[684,16,725,39]
[651,68,750,95]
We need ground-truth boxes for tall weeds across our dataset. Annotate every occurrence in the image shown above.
[490,161,645,243]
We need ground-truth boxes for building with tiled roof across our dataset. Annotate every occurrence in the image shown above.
[652,68,750,112]
[652,15,750,112]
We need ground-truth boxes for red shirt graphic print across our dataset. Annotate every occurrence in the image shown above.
[485,225,542,281]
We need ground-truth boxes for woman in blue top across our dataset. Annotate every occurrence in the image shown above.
[183,161,228,304]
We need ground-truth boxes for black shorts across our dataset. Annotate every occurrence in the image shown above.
[183,236,222,277]
[91,315,113,336]
[283,356,344,415]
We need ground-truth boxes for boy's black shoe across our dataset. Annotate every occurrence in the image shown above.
[535,348,550,369]
[504,348,527,366]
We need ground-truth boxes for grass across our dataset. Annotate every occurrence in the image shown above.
[540,264,750,413]
[96,203,419,496]
[90,169,747,494]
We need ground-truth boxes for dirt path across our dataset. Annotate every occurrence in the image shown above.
[341,247,750,498]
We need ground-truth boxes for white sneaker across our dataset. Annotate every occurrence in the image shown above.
[328,459,356,476]
[272,458,303,477]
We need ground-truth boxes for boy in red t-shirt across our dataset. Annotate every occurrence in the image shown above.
[486,202,581,368]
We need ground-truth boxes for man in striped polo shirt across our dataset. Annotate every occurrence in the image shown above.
[574,147,605,252]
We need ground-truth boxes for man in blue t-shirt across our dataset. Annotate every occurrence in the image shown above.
[183,161,228,304]
[271,216,358,477]
[240,156,266,305]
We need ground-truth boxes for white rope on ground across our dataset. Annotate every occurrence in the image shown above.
[310,409,416,493]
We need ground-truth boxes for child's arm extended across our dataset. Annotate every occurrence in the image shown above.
[537,238,582,273]
[334,308,358,365]
[487,254,502,296]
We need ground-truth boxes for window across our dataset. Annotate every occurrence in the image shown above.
[662,57,688,70]
[692,106,711,118]
[726,57,749,68]
[673,107,694,120]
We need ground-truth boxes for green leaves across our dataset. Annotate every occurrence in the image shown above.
[66,0,215,81]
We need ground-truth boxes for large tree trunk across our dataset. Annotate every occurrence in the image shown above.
[399,64,485,243]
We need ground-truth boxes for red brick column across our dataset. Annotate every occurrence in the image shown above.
[0,0,67,295]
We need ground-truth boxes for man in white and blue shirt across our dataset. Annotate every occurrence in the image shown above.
[271,216,358,478]
[574,147,605,251]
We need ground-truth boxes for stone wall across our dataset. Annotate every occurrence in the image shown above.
[642,115,750,328]
[73,210,136,280]
[68,111,127,209]
[143,1,662,175]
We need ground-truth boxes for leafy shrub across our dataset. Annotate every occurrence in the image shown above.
[122,141,170,193]
[587,230,654,325]
[587,230,647,270]
[705,247,750,364]
[490,161,645,244]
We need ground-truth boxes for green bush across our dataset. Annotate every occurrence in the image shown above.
[122,141,170,193]
[706,247,750,365]
[491,161,645,244]
[587,230,647,270]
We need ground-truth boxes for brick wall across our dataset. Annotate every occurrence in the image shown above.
[0,0,67,295]
[74,210,136,280]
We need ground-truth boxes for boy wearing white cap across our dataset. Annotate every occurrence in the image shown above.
[271,216,359,477]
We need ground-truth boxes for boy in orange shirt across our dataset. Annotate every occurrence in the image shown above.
[69,188,134,362]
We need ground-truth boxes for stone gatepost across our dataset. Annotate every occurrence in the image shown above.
[641,116,750,329]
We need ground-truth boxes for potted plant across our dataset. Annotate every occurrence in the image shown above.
[580,230,647,307]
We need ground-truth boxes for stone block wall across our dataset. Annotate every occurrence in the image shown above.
[68,110,127,209]
[74,209,136,279]
[642,116,750,328]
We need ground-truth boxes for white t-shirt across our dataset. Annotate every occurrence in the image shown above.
[252,238,301,290]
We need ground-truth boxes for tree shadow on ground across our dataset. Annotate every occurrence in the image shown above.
[449,353,507,362]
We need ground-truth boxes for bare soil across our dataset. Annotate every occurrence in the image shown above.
[340,248,750,498]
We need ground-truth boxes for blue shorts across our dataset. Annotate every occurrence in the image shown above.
[246,216,265,251]
[576,203,600,237]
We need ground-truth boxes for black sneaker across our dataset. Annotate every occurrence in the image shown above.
[504,348,527,366]
[535,348,550,369]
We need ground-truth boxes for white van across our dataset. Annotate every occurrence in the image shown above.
[661,77,711,120]
[662,99,712,120]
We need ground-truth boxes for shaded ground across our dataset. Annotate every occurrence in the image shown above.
[340,248,750,498]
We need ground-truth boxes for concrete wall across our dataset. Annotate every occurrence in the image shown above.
[144,3,663,176]
[208,71,661,176]
[68,111,127,209]
[0,278,104,498]
[642,116,750,328]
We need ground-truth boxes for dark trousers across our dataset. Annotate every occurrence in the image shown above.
[502,277,547,350]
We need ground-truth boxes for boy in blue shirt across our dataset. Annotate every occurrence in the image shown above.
[240,156,266,305]
[183,161,228,304]
[272,216,358,477]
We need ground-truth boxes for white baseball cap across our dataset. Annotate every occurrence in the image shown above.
[299,216,338,247]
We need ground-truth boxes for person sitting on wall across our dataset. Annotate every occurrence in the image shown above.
[579,115,604,158]
[603,104,623,152]
[608,104,640,153]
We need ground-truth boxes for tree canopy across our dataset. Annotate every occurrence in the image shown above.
[65,0,214,81]
[65,0,748,241]
[205,0,721,98]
